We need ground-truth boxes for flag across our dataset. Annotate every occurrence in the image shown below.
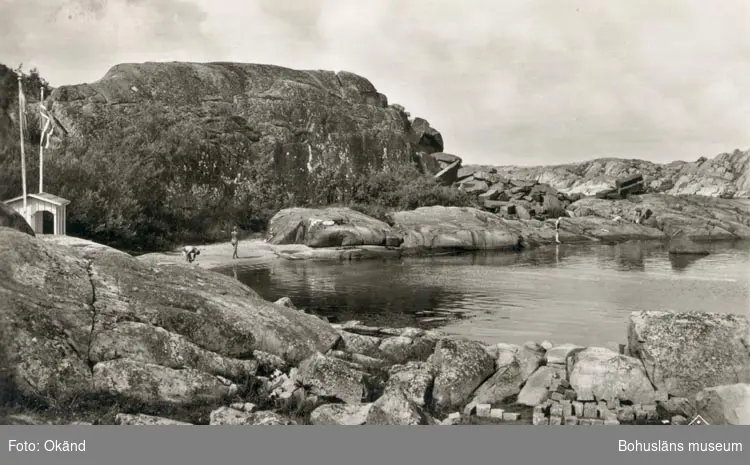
[40,101,54,148]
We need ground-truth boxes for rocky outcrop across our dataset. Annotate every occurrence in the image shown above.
[0,203,33,236]
[264,193,750,257]
[0,226,340,409]
[266,207,393,247]
[627,311,750,398]
[567,195,750,240]
[44,62,443,182]
[461,149,750,198]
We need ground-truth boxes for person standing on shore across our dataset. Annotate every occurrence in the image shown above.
[231,226,239,259]
[555,217,562,244]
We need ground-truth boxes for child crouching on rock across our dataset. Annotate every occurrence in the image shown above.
[183,246,200,263]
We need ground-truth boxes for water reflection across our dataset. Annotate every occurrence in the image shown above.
[668,254,706,273]
[234,260,470,327]
[219,240,750,346]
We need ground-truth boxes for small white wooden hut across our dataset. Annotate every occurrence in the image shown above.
[3,192,70,235]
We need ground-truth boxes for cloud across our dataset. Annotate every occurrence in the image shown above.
[0,0,224,83]
[2,0,749,165]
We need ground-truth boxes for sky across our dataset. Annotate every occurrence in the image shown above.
[1,0,749,166]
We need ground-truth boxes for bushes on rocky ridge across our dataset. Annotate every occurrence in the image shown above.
[0,64,471,252]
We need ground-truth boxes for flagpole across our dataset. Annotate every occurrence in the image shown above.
[39,87,44,193]
[17,72,27,214]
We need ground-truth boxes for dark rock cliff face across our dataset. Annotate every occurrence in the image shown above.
[46,62,443,186]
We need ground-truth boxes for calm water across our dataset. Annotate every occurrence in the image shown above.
[217,241,750,347]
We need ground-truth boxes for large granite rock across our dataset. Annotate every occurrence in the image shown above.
[45,62,443,186]
[92,359,238,404]
[389,206,524,252]
[296,352,369,404]
[567,347,656,405]
[0,228,340,407]
[266,207,393,247]
[692,383,750,425]
[469,345,524,405]
[627,311,750,398]
[428,338,496,413]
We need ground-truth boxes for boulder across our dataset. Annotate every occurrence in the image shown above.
[567,347,656,405]
[544,343,585,365]
[365,389,428,425]
[88,321,259,382]
[377,335,438,364]
[478,189,500,202]
[428,338,496,413]
[515,205,532,220]
[657,397,696,420]
[627,311,750,397]
[0,203,34,236]
[297,352,369,404]
[92,359,238,404]
[245,411,297,425]
[210,406,297,425]
[542,194,566,218]
[266,207,393,247]
[338,331,382,357]
[469,351,524,405]
[434,160,461,186]
[274,297,297,309]
[429,152,461,167]
[692,383,750,425]
[209,407,254,425]
[456,166,475,180]
[517,365,565,406]
[384,362,436,409]
[460,180,489,195]
[115,413,192,425]
[310,403,373,425]
[391,207,523,252]
[517,342,546,381]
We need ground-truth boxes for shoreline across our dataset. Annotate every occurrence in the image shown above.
[132,235,748,274]
[1,229,747,426]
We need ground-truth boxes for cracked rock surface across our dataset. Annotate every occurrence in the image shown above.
[0,229,340,406]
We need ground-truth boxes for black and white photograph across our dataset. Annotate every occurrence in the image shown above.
[1,0,748,430]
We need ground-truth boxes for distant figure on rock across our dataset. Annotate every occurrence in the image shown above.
[231,226,239,259]
[555,217,562,244]
[183,246,200,263]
